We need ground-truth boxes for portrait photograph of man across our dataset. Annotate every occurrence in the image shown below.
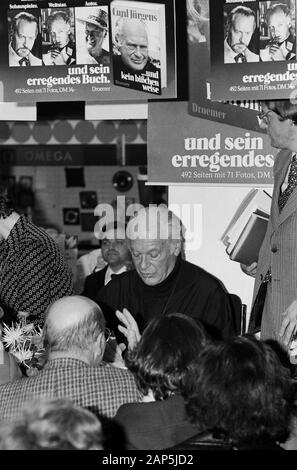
[41,8,76,66]
[8,10,42,67]
[259,1,296,61]
[112,17,160,75]
[223,2,260,63]
[75,6,110,66]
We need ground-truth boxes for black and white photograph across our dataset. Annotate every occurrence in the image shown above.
[3,0,297,460]
[7,9,42,67]
[41,7,76,66]
[75,6,110,66]
[223,2,260,64]
[259,0,296,62]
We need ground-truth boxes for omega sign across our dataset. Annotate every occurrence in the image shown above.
[0,147,83,165]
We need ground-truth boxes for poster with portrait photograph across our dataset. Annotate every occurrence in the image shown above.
[110,0,165,95]
[0,0,177,102]
[187,0,264,133]
[209,0,297,100]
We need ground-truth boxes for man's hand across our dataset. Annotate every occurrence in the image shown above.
[107,342,127,369]
[116,308,141,351]
[279,299,297,346]
[50,49,67,65]
[240,261,257,278]
[269,43,287,61]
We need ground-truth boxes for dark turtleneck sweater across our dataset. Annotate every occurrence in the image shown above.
[97,256,235,341]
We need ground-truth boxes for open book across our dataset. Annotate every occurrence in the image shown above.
[221,189,272,265]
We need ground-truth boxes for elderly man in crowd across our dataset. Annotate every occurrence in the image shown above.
[113,18,159,74]
[42,10,76,66]
[260,3,296,62]
[9,12,42,66]
[0,193,73,326]
[97,206,235,342]
[0,296,141,424]
[224,5,259,63]
[82,222,132,302]
[76,9,110,65]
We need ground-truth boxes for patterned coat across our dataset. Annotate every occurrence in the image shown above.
[0,215,73,325]
[250,149,297,340]
[0,357,141,423]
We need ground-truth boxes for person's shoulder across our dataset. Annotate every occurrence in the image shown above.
[115,401,147,424]
[104,269,135,287]
[29,53,42,65]
[180,260,226,290]
[42,51,53,65]
[85,266,107,282]
[91,363,136,381]
[246,49,259,62]
[274,149,292,174]
[260,46,271,62]
[100,49,110,65]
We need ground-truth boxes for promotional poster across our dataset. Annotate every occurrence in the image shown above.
[187,0,264,133]
[209,0,297,100]
[110,0,166,95]
[0,0,177,102]
[148,101,277,185]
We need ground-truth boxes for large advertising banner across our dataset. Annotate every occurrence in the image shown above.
[209,0,297,100]
[148,101,277,185]
[0,0,177,102]
[187,0,263,133]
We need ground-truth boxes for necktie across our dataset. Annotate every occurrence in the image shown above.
[234,53,247,63]
[278,154,297,212]
[19,57,30,66]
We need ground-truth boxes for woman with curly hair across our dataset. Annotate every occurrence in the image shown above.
[176,335,297,450]
[114,312,209,450]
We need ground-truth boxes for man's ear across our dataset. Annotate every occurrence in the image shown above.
[170,239,181,256]
[96,332,106,360]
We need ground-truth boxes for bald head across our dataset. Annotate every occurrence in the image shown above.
[45,296,105,361]
[46,296,102,331]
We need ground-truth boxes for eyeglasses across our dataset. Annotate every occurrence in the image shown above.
[101,239,126,248]
[104,328,113,343]
[125,44,148,53]
[257,109,274,125]
[257,109,287,126]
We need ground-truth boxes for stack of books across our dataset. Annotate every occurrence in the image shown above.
[221,189,272,265]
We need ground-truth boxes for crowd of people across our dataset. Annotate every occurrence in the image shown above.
[2,97,297,450]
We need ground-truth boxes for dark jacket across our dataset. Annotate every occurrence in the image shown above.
[82,266,108,302]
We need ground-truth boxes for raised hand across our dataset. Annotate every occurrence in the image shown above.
[116,308,141,351]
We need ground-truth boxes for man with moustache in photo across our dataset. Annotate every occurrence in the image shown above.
[8,12,42,66]
[224,5,259,63]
